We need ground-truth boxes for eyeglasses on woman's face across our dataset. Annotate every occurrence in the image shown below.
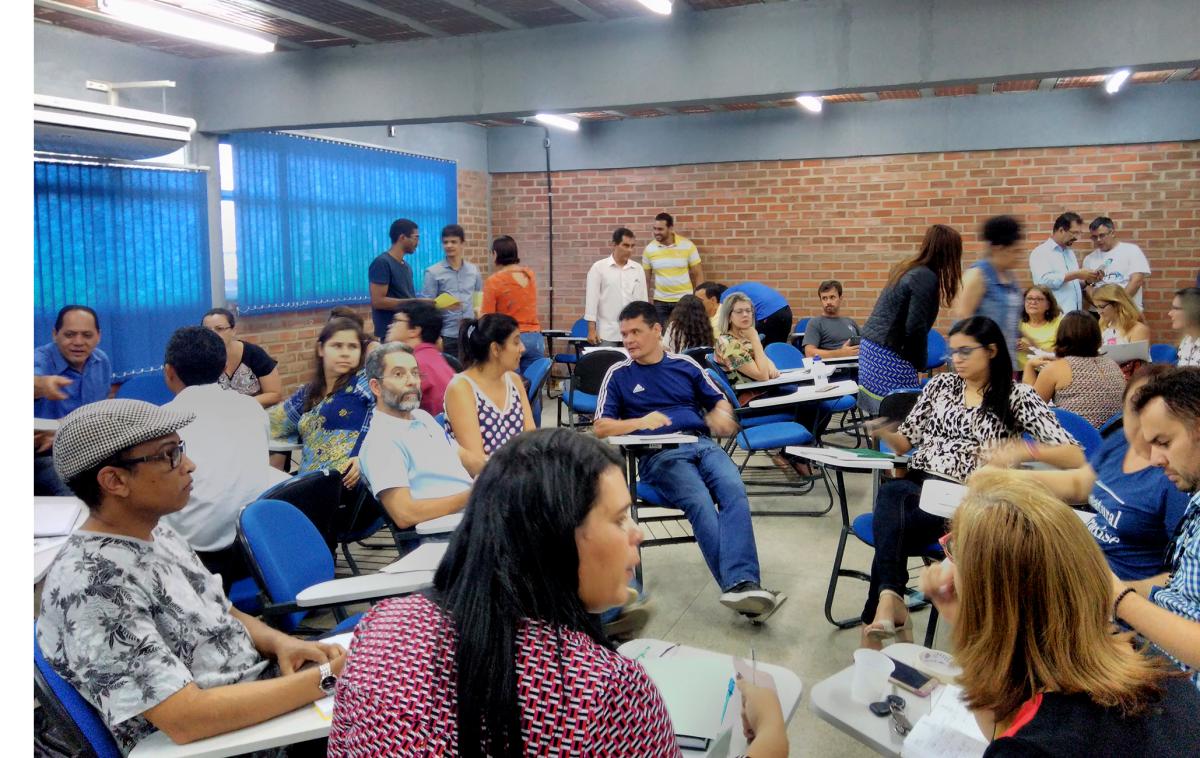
[946,345,986,361]
[731,307,754,317]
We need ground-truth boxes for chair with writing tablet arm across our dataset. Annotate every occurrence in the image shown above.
[34,621,122,758]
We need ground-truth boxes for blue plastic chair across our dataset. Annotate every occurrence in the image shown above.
[924,329,948,372]
[34,622,122,758]
[553,318,589,371]
[1149,343,1178,365]
[523,356,553,428]
[561,349,626,429]
[228,576,263,615]
[764,341,805,369]
[789,317,812,347]
[705,352,793,429]
[1051,406,1103,460]
[114,371,174,405]
[237,498,364,634]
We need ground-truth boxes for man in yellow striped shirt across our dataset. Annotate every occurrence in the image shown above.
[642,212,705,323]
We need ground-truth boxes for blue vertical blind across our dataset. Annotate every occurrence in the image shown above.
[225,132,457,314]
[34,160,212,379]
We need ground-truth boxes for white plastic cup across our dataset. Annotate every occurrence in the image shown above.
[802,356,814,370]
[813,363,830,388]
[850,648,895,704]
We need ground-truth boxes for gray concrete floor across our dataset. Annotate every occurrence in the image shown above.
[332,397,946,757]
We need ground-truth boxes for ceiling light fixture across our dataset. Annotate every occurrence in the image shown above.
[98,0,277,54]
[637,0,673,14]
[1104,69,1131,94]
[534,113,580,132]
[795,95,823,113]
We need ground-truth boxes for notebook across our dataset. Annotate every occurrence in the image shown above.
[918,479,968,518]
[640,657,733,750]
[312,632,356,719]
[34,497,83,538]
[902,684,988,758]
[1099,340,1150,364]
[433,292,460,309]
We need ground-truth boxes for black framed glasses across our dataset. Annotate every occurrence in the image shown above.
[116,442,187,470]
[945,346,986,360]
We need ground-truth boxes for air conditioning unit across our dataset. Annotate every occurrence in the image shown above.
[34,94,196,161]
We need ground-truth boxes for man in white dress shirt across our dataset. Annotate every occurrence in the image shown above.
[585,227,648,346]
[1083,216,1152,309]
[1028,211,1102,314]
[162,326,288,590]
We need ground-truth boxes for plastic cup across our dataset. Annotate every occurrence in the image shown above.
[802,356,814,370]
[850,648,895,704]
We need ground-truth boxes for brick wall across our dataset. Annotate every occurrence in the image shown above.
[236,169,490,396]
[489,142,1199,339]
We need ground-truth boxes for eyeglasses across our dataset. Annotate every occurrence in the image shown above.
[938,533,955,561]
[1090,232,1112,241]
[1024,296,1047,303]
[1097,301,1115,310]
[946,346,986,360]
[208,325,232,333]
[731,308,755,316]
[116,442,187,471]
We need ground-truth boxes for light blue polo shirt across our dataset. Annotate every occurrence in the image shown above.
[421,260,483,339]
[358,409,472,500]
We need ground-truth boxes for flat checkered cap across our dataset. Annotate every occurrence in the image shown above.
[53,399,195,481]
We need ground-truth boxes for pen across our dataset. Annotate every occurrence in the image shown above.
[633,644,653,661]
[719,677,735,722]
[751,647,757,685]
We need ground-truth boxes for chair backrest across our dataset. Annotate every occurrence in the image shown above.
[238,499,335,632]
[705,352,723,374]
[1149,343,1178,365]
[569,318,589,338]
[705,367,743,410]
[764,341,806,370]
[878,388,921,424]
[1099,413,1124,439]
[793,317,811,335]
[1051,406,1103,460]
[571,349,627,395]
[925,330,948,371]
[682,346,714,365]
[113,372,174,405]
[442,352,464,372]
[434,412,447,429]
[522,357,553,403]
[34,622,122,758]
[258,469,344,551]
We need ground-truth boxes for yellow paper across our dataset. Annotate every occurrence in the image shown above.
[434,292,460,309]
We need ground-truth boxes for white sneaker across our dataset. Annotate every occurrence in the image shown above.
[719,581,776,616]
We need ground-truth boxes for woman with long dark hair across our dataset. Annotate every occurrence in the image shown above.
[328,429,789,756]
[481,235,544,375]
[268,317,372,488]
[444,313,535,457]
[858,224,963,412]
[663,293,715,353]
[861,316,1083,648]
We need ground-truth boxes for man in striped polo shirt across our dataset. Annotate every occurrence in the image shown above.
[643,212,705,324]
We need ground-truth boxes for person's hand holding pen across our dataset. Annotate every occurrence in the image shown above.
[734,649,789,757]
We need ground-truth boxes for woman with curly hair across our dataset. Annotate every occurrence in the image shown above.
[662,294,715,354]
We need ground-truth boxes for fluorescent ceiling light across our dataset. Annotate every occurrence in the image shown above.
[534,113,580,132]
[637,0,673,14]
[795,95,823,113]
[98,0,277,54]
[1104,69,1131,94]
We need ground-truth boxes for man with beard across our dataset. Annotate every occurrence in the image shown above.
[358,343,484,529]
[1112,367,1200,687]
[802,279,861,359]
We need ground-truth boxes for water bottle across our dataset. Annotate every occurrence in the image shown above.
[812,356,829,388]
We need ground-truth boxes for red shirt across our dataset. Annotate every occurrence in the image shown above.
[412,342,455,417]
[482,267,541,332]
[328,594,680,757]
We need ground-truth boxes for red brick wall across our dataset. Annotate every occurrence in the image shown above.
[489,142,1199,338]
[236,169,490,396]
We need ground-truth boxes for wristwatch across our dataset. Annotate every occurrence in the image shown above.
[318,662,337,696]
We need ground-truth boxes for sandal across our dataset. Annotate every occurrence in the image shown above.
[865,590,913,642]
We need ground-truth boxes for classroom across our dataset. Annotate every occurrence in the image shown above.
[31,1,1200,756]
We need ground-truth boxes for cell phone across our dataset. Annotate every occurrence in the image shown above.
[885,656,936,697]
[848,336,862,346]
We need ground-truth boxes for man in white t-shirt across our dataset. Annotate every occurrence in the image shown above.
[1082,216,1151,309]
[358,342,484,529]
[585,227,647,345]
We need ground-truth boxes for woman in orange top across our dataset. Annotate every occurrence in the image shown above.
[482,235,544,376]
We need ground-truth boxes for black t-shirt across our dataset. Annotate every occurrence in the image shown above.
[369,251,416,339]
[984,675,1200,757]
[240,340,278,378]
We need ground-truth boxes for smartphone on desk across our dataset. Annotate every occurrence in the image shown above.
[885,655,937,697]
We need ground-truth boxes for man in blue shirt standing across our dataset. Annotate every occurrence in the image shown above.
[34,305,112,494]
[421,224,482,359]
[594,301,785,621]
[720,282,793,346]
[1028,212,1101,314]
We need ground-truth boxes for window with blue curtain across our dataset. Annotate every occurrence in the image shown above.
[33,159,212,379]
[224,132,457,314]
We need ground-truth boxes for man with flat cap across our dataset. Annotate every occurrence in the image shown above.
[36,399,345,753]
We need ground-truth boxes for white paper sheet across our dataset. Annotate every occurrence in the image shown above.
[902,684,988,758]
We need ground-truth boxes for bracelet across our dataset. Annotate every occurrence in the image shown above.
[1023,439,1040,461]
[1112,587,1135,621]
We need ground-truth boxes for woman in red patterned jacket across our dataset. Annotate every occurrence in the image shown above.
[328,428,788,757]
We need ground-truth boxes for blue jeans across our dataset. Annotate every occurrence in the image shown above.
[639,437,761,591]
[518,332,546,425]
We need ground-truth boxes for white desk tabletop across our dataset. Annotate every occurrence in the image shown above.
[268,439,303,453]
[605,433,698,447]
[784,446,900,471]
[809,643,945,757]
[416,512,462,535]
[381,542,448,574]
[619,638,804,757]
[734,368,814,391]
[34,501,88,583]
[34,417,60,432]
[747,380,857,408]
[295,570,434,607]
[539,329,570,337]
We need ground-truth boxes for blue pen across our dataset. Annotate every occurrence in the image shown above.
[719,676,736,722]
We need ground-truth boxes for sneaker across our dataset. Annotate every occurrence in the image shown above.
[603,589,654,640]
[741,590,788,623]
[719,581,776,616]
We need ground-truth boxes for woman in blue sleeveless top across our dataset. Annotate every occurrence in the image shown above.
[955,215,1024,372]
